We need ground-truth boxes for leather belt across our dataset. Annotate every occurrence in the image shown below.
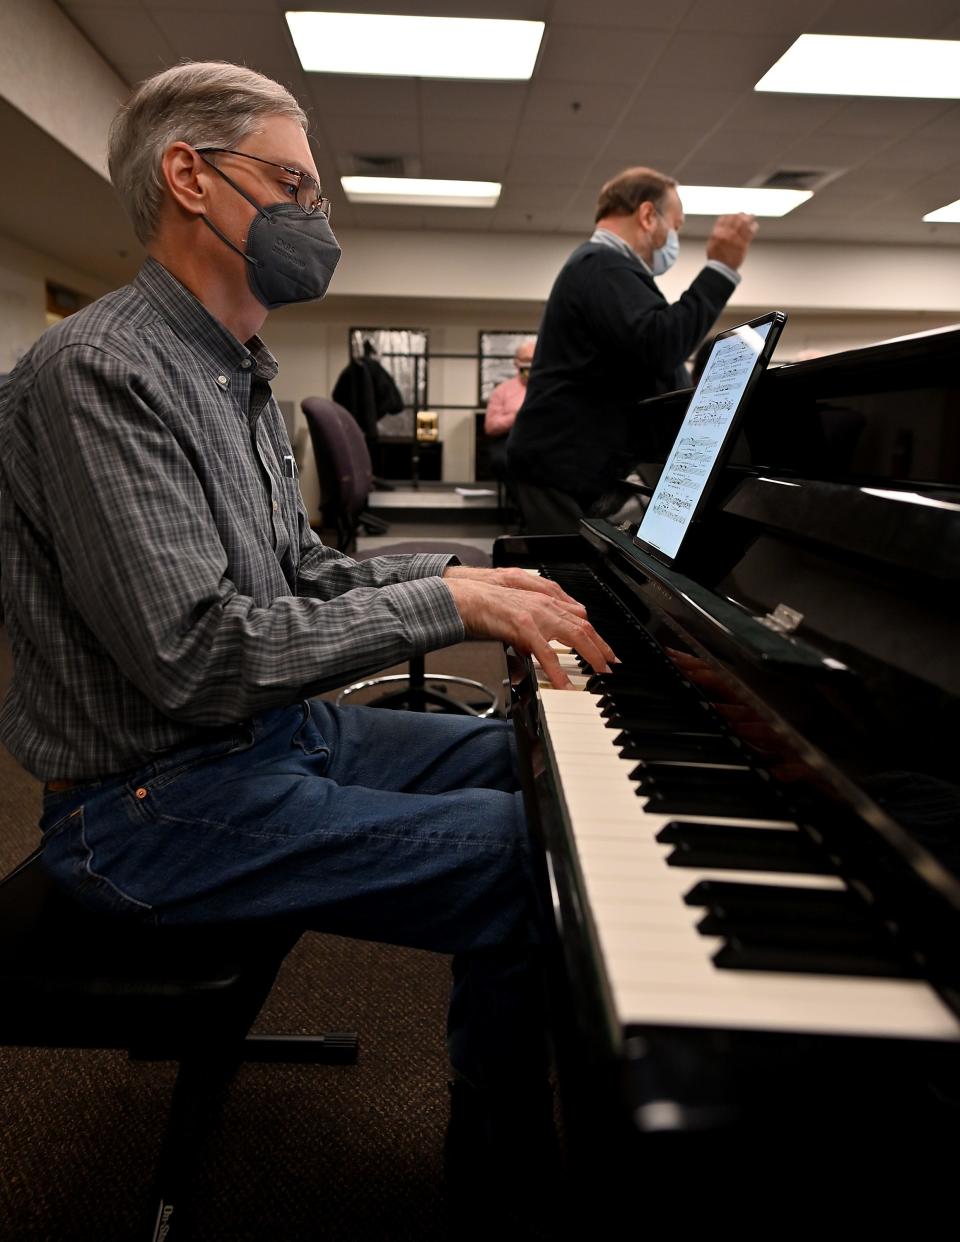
[45,777,89,793]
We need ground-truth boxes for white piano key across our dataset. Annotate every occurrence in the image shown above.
[532,678,959,1041]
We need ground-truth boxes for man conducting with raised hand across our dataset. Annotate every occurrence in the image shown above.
[507,166,758,534]
[0,60,615,1226]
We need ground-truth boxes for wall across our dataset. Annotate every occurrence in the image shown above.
[0,235,112,374]
[0,0,125,181]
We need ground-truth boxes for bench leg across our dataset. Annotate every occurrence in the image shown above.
[148,1054,235,1242]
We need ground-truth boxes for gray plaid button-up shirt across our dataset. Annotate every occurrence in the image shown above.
[0,258,464,779]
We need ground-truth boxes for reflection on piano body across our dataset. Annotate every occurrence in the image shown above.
[495,326,960,1214]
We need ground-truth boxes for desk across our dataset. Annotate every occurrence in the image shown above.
[366,484,501,530]
[370,439,442,482]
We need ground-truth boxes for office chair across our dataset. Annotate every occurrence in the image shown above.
[301,397,500,716]
[0,847,357,1241]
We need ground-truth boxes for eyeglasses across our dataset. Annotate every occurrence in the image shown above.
[195,147,330,218]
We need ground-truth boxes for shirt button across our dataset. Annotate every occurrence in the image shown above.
[217,374,228,386]
[240,358,252,369]
[272,500,279,511]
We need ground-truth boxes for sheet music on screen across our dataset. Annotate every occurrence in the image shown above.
[636,320,775,560]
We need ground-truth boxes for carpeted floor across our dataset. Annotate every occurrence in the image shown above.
[0,628,510,1241]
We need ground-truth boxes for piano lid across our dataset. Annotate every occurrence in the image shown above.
[632,322,960,490]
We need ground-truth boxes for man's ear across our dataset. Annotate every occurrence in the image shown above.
[160,142,208,219]
[636,200,658,232]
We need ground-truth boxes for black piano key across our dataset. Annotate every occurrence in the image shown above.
[645,789,787,819]
[684,879,854,910]
[712,937,919,979]
[684,879,861,923]
[632,764,754,788]
[591,675,691,699]
[665,839,829,879]
[615,732,737,763]
[656,823,805,850]
[697,911,882,948]
[607,708,710,732]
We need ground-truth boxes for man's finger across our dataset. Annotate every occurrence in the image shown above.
[529,638,574,690]
[557,617,614,674]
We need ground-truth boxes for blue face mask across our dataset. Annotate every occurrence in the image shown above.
[651,225,679,277]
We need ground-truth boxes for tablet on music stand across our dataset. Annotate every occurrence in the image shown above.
[633,311,786,567]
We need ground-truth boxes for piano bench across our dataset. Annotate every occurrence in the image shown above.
[0,848,359,1242]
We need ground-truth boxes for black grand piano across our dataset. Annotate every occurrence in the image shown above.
[494,326,960,1219]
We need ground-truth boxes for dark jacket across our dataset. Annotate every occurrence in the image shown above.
[332,357,404,443]
[506,241,735,500]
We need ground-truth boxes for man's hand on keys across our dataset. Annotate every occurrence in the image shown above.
[443,565,616,689]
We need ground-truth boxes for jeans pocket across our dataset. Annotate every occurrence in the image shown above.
[42,805,157,923]
[292,700,331,759]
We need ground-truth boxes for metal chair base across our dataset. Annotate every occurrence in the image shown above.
[337,672,499,717]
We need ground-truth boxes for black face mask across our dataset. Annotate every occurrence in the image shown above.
[199,160,341,310]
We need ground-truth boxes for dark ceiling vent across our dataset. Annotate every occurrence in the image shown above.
[342,153,417,178]
[755,166,844,193]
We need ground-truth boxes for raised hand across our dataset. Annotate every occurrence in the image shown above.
[705,212,758,270]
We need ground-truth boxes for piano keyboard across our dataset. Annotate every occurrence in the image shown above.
[529,641,959,1042]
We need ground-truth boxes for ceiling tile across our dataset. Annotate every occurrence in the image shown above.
[306,77,420,119]
[504,153,597,186]
[816,0,960,37]
[854,133,956,171]
[419,153,509,182]
[419,81,527,123]
[491,206,567,231]
[599,125,708,168]
[497,183,582,211]
[720,95,846,135]
[523,80,637,128]
[550,1,679,29]
[624,87,744,133]
[512,123,614,159]
[324,116,420,154]
[64,6,177,85]
[536,26,670,84]
[682,0,833,35]
[776,133,892,168]
[644,31,796,93]
[909,103,960,142]
[421,118,515,158]
[149,11,299,92]
[825,99,951,139]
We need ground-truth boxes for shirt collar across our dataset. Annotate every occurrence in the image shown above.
[135,257,279,383]
[589,226,653,276]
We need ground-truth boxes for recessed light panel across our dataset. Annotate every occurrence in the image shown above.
[340,176,502,207]
[287,11,544,80]
[678,186,812,217]
[755,33,960,99]
[923,199,960,223]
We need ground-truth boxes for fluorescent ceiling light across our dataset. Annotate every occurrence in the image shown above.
[341,176,501,207]
[755,33,960,98]
[923,199,960,223]
[678,186,812,217]
[286,11,544,80]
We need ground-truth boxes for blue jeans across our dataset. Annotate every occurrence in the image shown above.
[39,700,547,1088]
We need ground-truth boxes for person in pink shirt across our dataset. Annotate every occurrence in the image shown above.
[485,337,536,438]
[484,338,536,477]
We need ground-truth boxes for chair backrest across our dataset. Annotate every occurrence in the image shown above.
[301,397,373,548]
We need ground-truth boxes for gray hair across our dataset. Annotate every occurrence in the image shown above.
[108,61,308,245]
